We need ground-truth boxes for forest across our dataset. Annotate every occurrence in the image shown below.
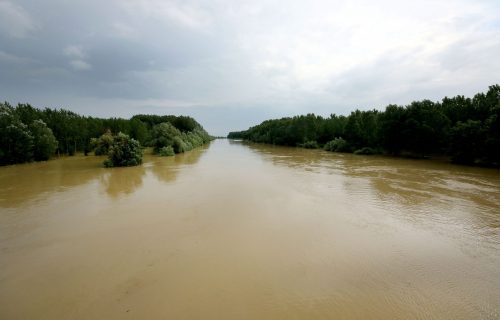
[0,102,212,167]
[228,85,500,167]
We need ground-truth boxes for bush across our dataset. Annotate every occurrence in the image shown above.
[324,137,351,152]
[104,132,143,167]
[159,146,175,156]
[299,140,319,149]
[91,130,114,155]
[354,147,377,155]
[150,122,181,152]
[172,136,188,153]
[149,122,211,156]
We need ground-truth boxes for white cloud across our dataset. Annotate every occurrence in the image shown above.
[120,0,212,30]
[235,0,499,100]
[0,1,36,38]
[69,59,91,71]
[64,45,91,71]
[0,50,33,64]
[63,45,86,59]
[110,22,138,39]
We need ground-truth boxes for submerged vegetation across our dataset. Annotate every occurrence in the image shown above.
[149,121,211,155]
[228,85,500,167]
[103,132,143,168]
[0,102,211,167]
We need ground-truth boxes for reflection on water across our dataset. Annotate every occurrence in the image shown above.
[1,140,499,320]
[0,147,209,206]
[101,166,146,198]
[0,155,106,208]
[245,141,500,252]
[149,145,208,184]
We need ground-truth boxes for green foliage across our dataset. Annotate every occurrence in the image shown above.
[324,138,351,152]
[228,84,500,167]
[91,130,114,155]
[449,120,485,164]
[0,103,33,164]
[378,105,406,154]
[1,122,34,164]
[29,120,58,161]
[150,122,182,152]
[131,114,200,132]
[173,136,190,153]
[0,101,211,166]
[401,100,450,157]
[103,132,143,167]
[344,109,380,150]
[150,122,211,155]
[159,146,175,156]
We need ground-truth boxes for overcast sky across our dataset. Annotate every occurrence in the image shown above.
[1,0,499,135]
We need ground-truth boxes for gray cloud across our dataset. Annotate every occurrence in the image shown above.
[0,1,36,38]
[1,0,499,135]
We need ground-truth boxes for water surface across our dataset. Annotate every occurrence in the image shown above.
[1,140,499,319]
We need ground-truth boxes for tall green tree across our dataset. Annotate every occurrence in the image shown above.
[0,103,34,164]
[29,120,58,161]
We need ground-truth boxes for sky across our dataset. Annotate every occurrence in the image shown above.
[1,0,499,135]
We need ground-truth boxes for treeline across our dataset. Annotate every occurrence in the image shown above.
[228,85,500,166]
[0,102,212,166]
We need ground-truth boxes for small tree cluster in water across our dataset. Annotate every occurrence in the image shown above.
[101,132,143,167]
[228,85,500,167]
[159,146,175,157]
[150,122,211,155]
[0,102,212,166]
[89,120,211,166]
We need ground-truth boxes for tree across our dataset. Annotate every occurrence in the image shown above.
[449,120,485,164]
[91,130,114,155]
[400,100,450,157]
[1,122,34,164]
[0,102,211,165]
[104,132,143,167]
[29,120,58,161]
[150,122,210,154]
[379,105,406,155]
[324,137,351,152]
[159,146,175,156]
[150,122,182,152]
[0,103,34,165]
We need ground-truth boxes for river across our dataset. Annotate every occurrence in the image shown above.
[1,139,499,319]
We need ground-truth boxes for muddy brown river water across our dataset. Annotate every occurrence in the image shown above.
[0,139,499,319]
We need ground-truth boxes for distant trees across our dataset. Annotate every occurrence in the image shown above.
[0,103,57,165]
[150,121,212,155]
[0,102,212,166]
[228,84,500,167]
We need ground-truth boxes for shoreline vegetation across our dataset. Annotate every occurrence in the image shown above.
[0,103,212,167]
[228,85,500,167]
